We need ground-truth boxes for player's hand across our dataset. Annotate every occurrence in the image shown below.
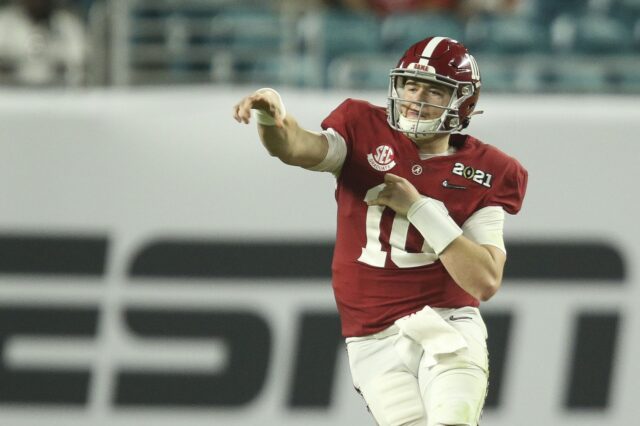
[232,90,285,128]
[367,173,421,216]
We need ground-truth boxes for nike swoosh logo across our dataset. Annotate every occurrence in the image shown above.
[449,315,472,321]
[442,180,466,190]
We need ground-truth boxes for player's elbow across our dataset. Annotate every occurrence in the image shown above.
[476,246,505,301]
[265,146,297,165]
[264,141,301,165]
[477,287,496,302]
[276,151,295,164]
[278,151,307,167]
[477,278,501,301]
[278,149,321,168]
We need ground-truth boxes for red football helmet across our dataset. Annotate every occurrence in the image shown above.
[387,36,482,138]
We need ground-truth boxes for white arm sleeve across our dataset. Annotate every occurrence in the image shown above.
[306,128,347,175]
[461,206,506,254]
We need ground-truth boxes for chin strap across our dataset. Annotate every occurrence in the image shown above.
[397,113,441,135]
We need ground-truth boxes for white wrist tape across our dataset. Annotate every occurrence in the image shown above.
[407,197,463,256]
[253,87,286,126]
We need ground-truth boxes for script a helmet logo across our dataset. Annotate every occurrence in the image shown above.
[367,145,397,172]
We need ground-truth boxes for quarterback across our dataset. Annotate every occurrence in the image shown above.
[233,36,527,426]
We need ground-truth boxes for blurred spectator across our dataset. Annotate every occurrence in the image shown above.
[333,0,521,18]
[0,0,87,86]
[338,0,459,16]
[458,0,522,19]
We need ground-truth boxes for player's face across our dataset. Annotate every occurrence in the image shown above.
[399,79,452,120]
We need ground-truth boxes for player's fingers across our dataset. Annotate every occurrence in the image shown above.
[367,198,385,206]
[250,93,272,110]
[247,94,262,109]
[235,97,254,124]
[246,96,264,123]
[239,108,250,124]
[235,92,283,126]
[368,190,391,204]
[384,173,403,183]
[246,94,278,124]
[232,103,241,122]
[380,185,396,198]
[234,104,250,125]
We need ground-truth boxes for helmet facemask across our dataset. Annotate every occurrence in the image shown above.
[387,68,476,140]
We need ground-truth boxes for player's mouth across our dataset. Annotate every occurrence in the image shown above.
[404,109,430,120]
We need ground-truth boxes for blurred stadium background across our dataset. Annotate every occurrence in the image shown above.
[1,0,640,91]
[0,0,639,425]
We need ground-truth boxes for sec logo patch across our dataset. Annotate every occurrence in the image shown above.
[367,145,396,171]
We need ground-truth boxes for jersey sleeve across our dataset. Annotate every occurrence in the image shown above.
[307,128,347,175]
[483,158,528,215]
[462,206,506,253]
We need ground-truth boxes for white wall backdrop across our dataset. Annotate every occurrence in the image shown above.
[0,87,638,426]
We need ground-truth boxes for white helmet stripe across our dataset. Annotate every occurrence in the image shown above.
[418,36,446,66]
[469,55,480,80]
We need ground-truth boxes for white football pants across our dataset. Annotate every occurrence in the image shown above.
[346,306,489,426]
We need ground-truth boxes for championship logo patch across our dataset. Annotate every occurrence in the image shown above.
[367,145,396,171]
[452,162,493,188]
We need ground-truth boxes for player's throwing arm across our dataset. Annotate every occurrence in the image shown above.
[233,88,328,169]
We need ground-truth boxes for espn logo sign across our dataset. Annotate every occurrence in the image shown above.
[0,235,626,413]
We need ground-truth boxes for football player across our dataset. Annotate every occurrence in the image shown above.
[233,36,527,426]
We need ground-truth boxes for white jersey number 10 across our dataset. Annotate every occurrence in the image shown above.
[357,184,438,268]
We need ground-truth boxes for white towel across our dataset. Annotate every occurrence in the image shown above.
[394,306,468,368]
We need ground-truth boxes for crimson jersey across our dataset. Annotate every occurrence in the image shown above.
[321,99,528,337]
